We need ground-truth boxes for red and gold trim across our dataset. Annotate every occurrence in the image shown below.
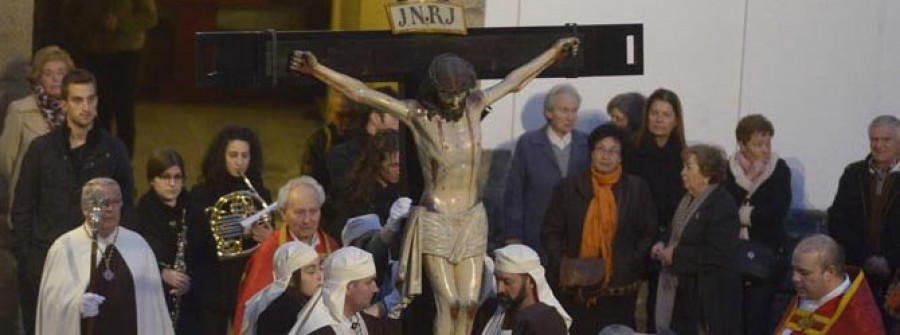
[776,271,866,334]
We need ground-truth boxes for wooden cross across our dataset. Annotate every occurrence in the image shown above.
[194,24,643,90]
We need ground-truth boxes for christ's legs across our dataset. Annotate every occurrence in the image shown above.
[426,254,458,335]
[453,256,482,335]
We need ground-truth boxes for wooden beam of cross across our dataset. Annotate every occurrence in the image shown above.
[194,24,643,89]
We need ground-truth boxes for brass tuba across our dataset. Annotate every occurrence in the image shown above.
[206,174,273,260]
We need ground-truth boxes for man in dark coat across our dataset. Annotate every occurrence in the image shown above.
[472,244,570,335]
[12,69,134,334]
[828,114,900,329]
[301,95,355,193]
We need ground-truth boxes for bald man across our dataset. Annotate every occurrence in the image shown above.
[775,234,884,334]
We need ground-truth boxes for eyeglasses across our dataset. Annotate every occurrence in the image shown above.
[156,173,184,183]
[593,146,622,156]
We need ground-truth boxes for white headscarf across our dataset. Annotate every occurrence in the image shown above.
[341,214,381,247]
[483,245,572,334]
[290,247,376,335]
[241,241,318,335]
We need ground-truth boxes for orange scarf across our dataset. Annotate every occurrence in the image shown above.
[580,165,622,286]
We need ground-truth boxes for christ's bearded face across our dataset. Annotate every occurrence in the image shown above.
[427,53,476,120]
[437,87,470,115]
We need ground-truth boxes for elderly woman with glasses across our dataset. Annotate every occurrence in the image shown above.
[542,123,657,334]
[651,144,742,334]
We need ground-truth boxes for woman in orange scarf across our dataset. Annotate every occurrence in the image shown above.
[542,124,658,334]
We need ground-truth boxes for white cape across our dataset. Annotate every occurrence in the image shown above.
[35,226,174,335]
[240,281,286,335]
[290,289,336,335]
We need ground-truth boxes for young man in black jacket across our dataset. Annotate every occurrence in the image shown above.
[12,68,134,334]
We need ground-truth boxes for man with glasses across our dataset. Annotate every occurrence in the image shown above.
[36,178,173,334]
[12,68,134,334]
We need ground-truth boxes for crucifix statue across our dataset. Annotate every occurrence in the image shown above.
[290,37,579,335]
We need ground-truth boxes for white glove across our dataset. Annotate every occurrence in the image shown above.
[385,197,413,233]
[80,293,106,318]
[739,205,753,227]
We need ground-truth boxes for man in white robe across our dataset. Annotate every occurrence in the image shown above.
[472,244,571,335]
[36,177,173,335]
[290,246,402,335]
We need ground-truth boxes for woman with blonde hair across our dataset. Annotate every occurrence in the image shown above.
[0,45,75,201]
[0,45,74,334]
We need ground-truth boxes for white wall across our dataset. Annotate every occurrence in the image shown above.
[481,0,899,210]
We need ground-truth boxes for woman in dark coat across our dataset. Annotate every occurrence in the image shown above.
[625,88,686,229]
[652,144,742,334]
[723,114,791,334]
[625,88,687,328]
[130,148,196,333]
[188,126,273,335]
[542,124,658,334]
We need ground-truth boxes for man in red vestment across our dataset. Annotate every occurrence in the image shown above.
[232,176,339,334]
[775,234,885,334]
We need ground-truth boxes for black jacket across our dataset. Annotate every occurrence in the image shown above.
[541,169,658,288]
[723,158,792,251]
[662,186,742,335]
[302,123,349,192]
[129,189,190,270]
[128,189,193,318]
[828,157,900,270]
[625,137,685,234]
[187,176,270,311]
[325,134,367,194]
[471,298,567,335]
[12,126,133,258]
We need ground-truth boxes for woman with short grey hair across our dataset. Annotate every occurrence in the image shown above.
[651,144,742,334]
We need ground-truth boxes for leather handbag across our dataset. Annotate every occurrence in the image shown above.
[559,257,605,288]
[737,240,776,284]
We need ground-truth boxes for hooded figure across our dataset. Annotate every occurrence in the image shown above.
[290,247,401,335]
[474,244,571,335]
[240,241,319,335]
[341,214,382,247]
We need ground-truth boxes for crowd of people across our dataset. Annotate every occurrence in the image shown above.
[1,43,898,335]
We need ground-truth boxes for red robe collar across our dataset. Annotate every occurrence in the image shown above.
[775,269,885,335]
[277,223,336,256]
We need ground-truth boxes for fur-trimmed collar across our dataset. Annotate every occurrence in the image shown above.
[729,151,780,198]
